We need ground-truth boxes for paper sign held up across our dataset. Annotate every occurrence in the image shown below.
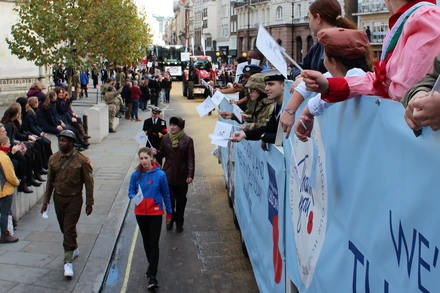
[232,104,243,123]
[256,24,288,78]
[135,131,148,145]
[211,90,225,105]
[210,120,233,147]
[196,97,216,117]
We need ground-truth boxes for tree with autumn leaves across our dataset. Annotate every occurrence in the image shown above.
[6,0,152,69]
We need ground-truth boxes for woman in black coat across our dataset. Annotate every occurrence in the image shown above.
[37,90,66,135]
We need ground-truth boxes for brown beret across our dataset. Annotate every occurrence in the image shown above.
[318,28,369,60]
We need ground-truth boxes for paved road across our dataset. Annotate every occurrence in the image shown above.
[102,82,259,293]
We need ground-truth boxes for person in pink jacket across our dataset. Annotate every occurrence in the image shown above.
[302,0,440,104]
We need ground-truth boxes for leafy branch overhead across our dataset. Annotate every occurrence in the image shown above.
[6,0,153,67]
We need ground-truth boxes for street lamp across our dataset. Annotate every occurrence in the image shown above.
[216,51,221,63]
[242,52,247,58]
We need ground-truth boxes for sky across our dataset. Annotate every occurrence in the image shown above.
[135,0,174,44]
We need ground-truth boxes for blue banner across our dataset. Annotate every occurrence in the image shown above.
[234,139,286,293]
[283,94,440,292]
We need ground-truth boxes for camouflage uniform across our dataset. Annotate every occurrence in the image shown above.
[241,97,274,131]
[103,88,123,130]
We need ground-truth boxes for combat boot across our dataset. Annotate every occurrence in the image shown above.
[0,231,19,243]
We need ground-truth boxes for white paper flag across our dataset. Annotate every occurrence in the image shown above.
[210,121,233,147]
[256,24,288,78]
[211,90,225,105]
[132,185,143,206]
[223,92,240,101]
[196,97,216,117]
[134,131,148,145]
[232,104,244,123]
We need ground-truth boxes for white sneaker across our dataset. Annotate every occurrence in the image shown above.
[64,262,74,277]
[73,248,79,260]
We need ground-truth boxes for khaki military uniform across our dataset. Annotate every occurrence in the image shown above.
[235,97,274,131]
[43,149,94,262]
[101,83,111,96]
[115,72,126,89]
[103,88,123,130]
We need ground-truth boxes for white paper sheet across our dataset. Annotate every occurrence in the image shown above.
[42,204,49,218]
[223,92,240,101]
[256,24,288,78]
[132,186,143,206]
[431,75,440,94]
[134,131,148,145]
[236,62,248,76]
[251,59,260,65]
[210,121,233,147]
[196,97,216,117]
[211,90,225,105]
[232,104,243,123]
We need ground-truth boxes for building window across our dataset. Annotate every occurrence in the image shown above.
[203,8,208,17]
[203,20,208,28]
[276,6,283,20]
[297,4,301,18]
[206,37,212,47]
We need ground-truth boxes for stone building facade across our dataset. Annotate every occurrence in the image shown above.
[0,1,51,105]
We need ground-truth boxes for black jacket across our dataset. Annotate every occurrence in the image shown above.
[26,108,44,135]
[290,43,326,80]
[142,117,167,149]
[244,103,282,143]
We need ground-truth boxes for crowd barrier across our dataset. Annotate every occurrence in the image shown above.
[219,81,440,293]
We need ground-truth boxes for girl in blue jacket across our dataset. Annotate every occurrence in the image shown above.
[128,147,172,289]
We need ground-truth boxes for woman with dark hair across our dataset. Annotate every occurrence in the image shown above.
[25,97,53,164]
[37,91,66,135]
[128,147,172,289]
[280,0,370,138]
[293,28,372,141]
[53,87,89,149]
[1,103,45,189]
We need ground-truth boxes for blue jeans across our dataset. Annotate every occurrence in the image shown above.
[0,195,13,234]
[131,100,139,119]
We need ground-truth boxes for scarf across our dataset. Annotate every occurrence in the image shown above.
[169,129,185,149]
[0,146,10,153]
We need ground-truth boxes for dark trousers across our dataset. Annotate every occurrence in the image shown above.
[131,100,139,119]
[164,88,171,103]
[0,195,13,233]
[53,192,83,252]
[168,184,188,225]
[136,215,162,277]
[125,103,132,119]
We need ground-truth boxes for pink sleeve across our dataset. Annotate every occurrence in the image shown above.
[345,72,381,98]
[387,7,440,101]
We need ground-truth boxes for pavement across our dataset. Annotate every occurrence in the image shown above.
[0,86,155,293]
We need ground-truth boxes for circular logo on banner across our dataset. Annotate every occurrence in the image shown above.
[289,120,327,288]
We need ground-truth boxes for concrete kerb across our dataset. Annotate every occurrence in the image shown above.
[72,148,140,293]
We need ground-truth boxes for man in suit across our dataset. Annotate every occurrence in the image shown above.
[142,107,167,165]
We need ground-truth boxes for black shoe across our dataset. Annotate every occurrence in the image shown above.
[27,179,42,187]
[176,224,183,233]
[18,184,33,194]
[109,129,117,133]
[166,222,173,231]
[40,168,48,175]
[34,174,46,182]
[147,277,159,289]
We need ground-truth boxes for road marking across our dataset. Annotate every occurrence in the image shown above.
[121,225,139,293]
